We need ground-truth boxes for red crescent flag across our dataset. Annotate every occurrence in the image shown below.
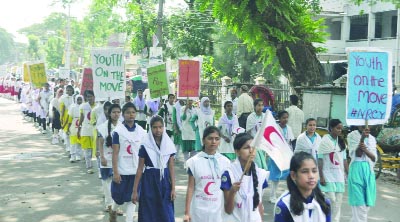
[250,110,293,171]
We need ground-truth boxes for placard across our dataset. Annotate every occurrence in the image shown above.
[178,60,200,98]
[28,62,47,88]
[80,68,93,95]
[147,63,169,98]
[346,48,393,125]
[23,63,30,82]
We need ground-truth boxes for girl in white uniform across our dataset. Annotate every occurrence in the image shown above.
[38,83,52,134]
[110,102,146,222]
[221,133,269,222]
[184,126,231,222]
[218,101,239,161]
[67,95,83,162]
[190,97,215,152]
[295,118,322,160]
[274,152,331,222]
[97,103,121,212]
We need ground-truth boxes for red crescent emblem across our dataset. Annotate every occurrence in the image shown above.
[329,152,340,165]
[126,145,133,155]
[263,126,285,146]
[204,181,215,196]
[87,111,91,121]
[75,119,79,127]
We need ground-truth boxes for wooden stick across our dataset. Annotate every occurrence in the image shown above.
[239,148,254,182]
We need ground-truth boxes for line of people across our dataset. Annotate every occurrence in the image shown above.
[1,78,377,222]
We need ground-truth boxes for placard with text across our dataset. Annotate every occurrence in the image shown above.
[147,63,169,98]
[178,60,200,98]
[28,62,47,88]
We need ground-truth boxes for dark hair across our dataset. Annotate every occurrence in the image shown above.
[122,102,137,114]
[202,126,220,140]
[305,118,316,125]
[290,95,299,106]
[168,94,175,99]
[66,85,74,90]
[84,89,94,97]
[232,133,259,210]
[253,98,263,108]
[106,104,121,147]
[103,101,112,110]
[224,101,233,109]
[277,110,289,119]
[328,119,341,131]
[150,115,164,127]
[287,152,330,216]
[328,119,345,151]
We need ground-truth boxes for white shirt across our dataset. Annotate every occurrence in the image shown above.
[285,105,304,138]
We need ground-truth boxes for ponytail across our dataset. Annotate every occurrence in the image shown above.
[250,162,259,210]
[106,119,112,147]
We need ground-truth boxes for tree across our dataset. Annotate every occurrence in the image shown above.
[197,0,327,90]
[0,28,16,64]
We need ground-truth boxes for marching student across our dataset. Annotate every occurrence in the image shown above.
[218,101,239,161]
[67,95,83,162]
[274,152,331,222]
[50,88,63,145]
[268,110,294,203]
[77,90,96,174]
[181,99,196,161]
[146,98,160,130]
[158,94,175,137]
[246,98,267,169]
[60,85,75,152]
[97,103,121,213]
[133,89,147,130]
[132,115,176,222]
[347,126,377,222]
[318,119,348,222]
[92,100,110,178]
[221,133,268,222]
[184,126,231,222]
[190,97,215,153]
[37,83,52,134]
[110,102,146,222]
[172,99,185,160]
[295,118,322,160]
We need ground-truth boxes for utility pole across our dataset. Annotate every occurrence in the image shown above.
[65,2,71,74]
[156,0,164,46]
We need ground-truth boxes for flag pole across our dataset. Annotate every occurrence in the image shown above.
[239,148,254,182]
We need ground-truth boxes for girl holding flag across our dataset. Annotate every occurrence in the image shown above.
[221,133,269,222]
[317,119,348,222]
[132,115,176,222]
[184,126,230,222]
[268,110,294,203]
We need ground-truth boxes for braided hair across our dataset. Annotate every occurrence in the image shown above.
[233,133,259,210]
[106,103,121,147]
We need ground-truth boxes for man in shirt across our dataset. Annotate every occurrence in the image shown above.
[285,95,304,148]
[237,85,254,128]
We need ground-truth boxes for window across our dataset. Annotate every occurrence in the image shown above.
[350,15,368,40]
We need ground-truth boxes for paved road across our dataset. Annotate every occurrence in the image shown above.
[0,97,399,222]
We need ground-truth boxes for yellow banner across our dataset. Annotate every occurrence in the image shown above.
[23,63,30,82]
[29,63,47,88]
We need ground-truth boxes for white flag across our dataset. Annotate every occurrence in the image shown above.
[251,110,293,171]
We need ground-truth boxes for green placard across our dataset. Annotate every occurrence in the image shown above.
[29,63,47,88]
[147,63,169,98]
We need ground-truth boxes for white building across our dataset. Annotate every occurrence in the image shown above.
[315,0,400,88]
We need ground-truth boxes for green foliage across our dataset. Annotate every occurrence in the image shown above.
[202,56,222,82]
[0,28,16,65]
[27,35,41,61]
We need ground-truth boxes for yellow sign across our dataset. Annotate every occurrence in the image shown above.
[23,63,30,82]
[29,63,47,88]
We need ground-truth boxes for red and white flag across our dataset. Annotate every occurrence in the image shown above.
[251,110,293,171]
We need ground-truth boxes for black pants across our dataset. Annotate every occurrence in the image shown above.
[238,113,251,129]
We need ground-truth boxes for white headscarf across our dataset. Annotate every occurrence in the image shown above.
[174,100,183,129]
[200,97,212,115]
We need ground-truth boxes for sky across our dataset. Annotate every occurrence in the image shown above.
[0,0,186,43]
[0,0,90,43]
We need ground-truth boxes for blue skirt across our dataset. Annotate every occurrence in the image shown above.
[268,157,289,181]
[111,174,135,205]
[138,168,174,222]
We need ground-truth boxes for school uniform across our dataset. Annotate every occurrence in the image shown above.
[246,112,267,169]
[347,130,377,222]
[172,103,183,149]
[133,97,147,129]
[274,192,331,222]
[97,120,120,208]
[295,131,322,160]
[190,108,215,151]
[221,159,269,222]
[137,130,176,222]
[318,135,346,222]
[181,106,196,153]
[218,113,239,160]
[79,102,95,169]
[186,151,231,222]
[158,102,174,137]
[68,97,83,160]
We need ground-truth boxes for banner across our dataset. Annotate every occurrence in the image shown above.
[251,110,293,171]
[147,63,169,98]
[178,60,200,98]
[23,63,30,82]
[346,48,393,125]
[28,63,47,88]
[80,68,93,95]
[59,67,70,79]
[91,48,126,100]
